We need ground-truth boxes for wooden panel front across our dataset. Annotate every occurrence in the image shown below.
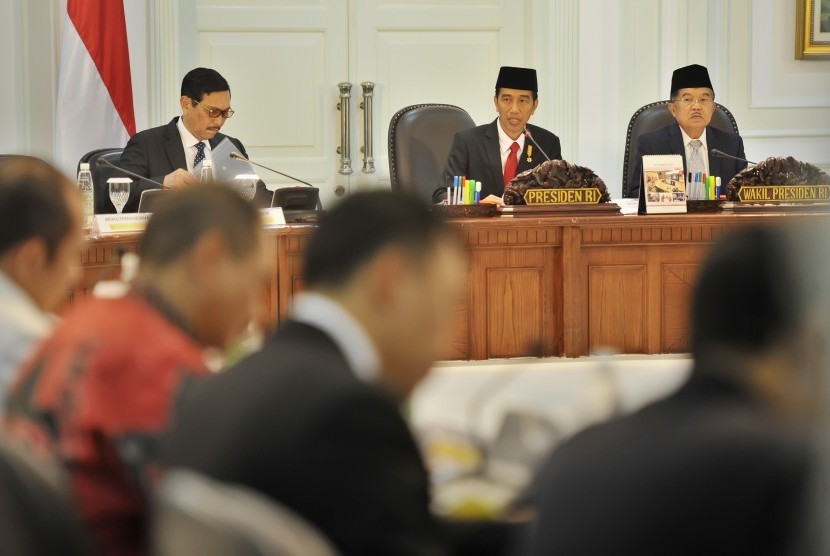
[588,265,647,353]
[459,221,562,360]
[75,212,829,360]
[661,263,699,353]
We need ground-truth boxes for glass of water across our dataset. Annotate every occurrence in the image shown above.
[108,178,131,214]
[233,174,258,202]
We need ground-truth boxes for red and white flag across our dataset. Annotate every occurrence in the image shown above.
[54,0,136,176]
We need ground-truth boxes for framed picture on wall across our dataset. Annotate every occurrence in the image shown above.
[796,0,830,59]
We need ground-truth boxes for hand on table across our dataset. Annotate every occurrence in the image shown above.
[163,169,199,189]
[480,195,505,206]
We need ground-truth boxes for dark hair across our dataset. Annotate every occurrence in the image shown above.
[691,224,808,356]
[0,157,75,261]
[180,68,230,102]
[495,88,539,101]
[303,191,453,288]
[141,185,260,267]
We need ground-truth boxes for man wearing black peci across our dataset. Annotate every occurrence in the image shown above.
[435,66,561,205]
[117,67,271,212]
[628,64,747,199]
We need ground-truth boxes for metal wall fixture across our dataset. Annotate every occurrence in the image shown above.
[360,82,376,174]
[336,82,353,176]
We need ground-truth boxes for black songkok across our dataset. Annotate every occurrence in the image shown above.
[495,66,538,93]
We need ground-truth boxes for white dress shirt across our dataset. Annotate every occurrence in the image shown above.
[291,292,380,384]
[0,271,54,411]
[177,117,212,172]
[680,127,710,176]
[497,120,527,173]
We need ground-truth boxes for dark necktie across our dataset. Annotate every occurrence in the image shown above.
[503,141,520,185]
[194,141,206,168]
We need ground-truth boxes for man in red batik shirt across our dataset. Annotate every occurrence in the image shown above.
[5,185,269,556]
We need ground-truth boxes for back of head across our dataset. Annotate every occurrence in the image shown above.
[141,185,261,270]
[181,68,230,101]
[0,157,75,262]
[303,190,450,289]
[691,224,807,358]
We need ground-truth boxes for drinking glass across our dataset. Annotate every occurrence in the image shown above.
[234,174,258,202]
[108,178,131,214]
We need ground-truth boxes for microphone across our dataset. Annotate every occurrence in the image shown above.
[710,149,756,166]
[524,128,552,162]
[230,152,315,188]
[98,157,165,188]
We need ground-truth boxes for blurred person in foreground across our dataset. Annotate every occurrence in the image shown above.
[4,185,268,555]
[521,223,821,556]
[0,156,83,412]
[164,191,515,555]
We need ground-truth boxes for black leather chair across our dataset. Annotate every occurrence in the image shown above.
[153,469,338,556]
[0,439,93,556]
[621,101,740,197]
[388,104,476,203]
[78,148,125,214]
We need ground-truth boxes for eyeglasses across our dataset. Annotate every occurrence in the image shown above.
[673,98,714,108]
[193,100,234,119]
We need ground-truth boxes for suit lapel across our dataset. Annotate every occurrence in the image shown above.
[667,124,688,173]
[209,133,226,150]
[163,118,188,171]
[482,120,503,188]
[705,127,722,178]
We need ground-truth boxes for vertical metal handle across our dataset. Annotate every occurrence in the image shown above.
[337,82,353,175]
[360,81,376,174]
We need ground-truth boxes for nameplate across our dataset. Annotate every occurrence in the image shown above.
[92,213,151,234]
[737,185,830,202]
[524,187,603,205]
[260,207,286,226]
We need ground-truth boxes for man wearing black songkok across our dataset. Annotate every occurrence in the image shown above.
[628,64,747,198]
[435,66,561,204]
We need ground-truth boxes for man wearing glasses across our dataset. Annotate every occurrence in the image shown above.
[118,67,270,211]
[628,64,747,199]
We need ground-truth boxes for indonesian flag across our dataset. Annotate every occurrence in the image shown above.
[55,0,136,175]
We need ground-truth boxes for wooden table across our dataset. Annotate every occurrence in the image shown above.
[76,211,828,360]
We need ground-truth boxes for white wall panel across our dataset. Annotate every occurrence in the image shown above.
[0,0,24,154]
[750,0,830,108]
[3,0,828,181]
[199,32,326,151]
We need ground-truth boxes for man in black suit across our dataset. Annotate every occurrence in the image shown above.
[628,64,747,199]
[520,223,819,556]
[435,66,561,204]
[118,67,270,212]
[164,191,513,555]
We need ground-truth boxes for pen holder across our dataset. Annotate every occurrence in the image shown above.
[432,204,498,218]
[686,200,723,213]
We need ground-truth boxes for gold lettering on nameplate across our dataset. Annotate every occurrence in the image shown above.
[523,188,603,205]
[737,185,830,202]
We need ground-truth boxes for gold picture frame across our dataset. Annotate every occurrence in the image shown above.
[796,0,830,59]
